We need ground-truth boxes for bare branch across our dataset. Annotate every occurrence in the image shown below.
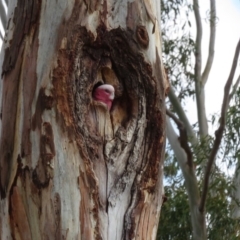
[166,117,205,239]
[202,0,216,85]
[166,117,187,169]
[0,0,7,31]
[229,74,240,102]
[168,86,198,145]
[199,38,240,213]
[193,0,208,137]
[0,29,3,41]
[166,109,193,168]
[193,0,202,81]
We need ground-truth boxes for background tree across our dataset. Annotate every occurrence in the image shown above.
[158,0,240,239]
[0,1,168,239]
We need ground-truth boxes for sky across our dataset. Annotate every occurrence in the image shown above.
[205,0,240,112]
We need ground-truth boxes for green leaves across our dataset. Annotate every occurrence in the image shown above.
[157,186,192,240]
[161,0,195,103]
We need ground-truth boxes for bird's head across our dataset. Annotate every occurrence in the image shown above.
[92,84,115,110]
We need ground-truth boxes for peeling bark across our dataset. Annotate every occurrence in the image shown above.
[0,1,167,239]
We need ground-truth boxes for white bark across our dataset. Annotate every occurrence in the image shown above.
[166,117,206,240]
[0,1,167,239]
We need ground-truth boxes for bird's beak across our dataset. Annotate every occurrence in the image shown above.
[109,92,115,100]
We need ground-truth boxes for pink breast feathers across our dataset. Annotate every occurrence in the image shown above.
[92,84,115,110]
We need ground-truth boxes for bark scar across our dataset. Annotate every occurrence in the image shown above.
[32,88,54,131]
[32,122,55,188]
[136,26,149,49]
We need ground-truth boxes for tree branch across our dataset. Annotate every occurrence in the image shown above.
[199,38,240,213]
[166,117,205,238]
[193,0,202,81]
[166,109,193,168]
[168,86,198,145]
[0,30,3,41]
[0,0,7,32]
[202,0,216,85]
[229,74,240,102]
[193,0,208,137]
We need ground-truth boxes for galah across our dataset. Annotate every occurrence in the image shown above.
[93,84,115,110]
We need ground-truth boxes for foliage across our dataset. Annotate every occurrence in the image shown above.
[159,141,240,239]
[157,185,192,240]
[223,88,240,169]
[161,0,195,103]
[206,176,240,240]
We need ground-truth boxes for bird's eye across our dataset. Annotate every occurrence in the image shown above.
[105,89,110,94]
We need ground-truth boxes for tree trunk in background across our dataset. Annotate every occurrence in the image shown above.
[0,1,167,239]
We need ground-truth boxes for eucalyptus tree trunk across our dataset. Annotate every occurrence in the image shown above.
[0,1,167,239]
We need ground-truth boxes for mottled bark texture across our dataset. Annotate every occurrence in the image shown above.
[0,0,167,239]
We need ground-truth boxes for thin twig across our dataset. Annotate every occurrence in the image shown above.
[166,109,193,168]
[199,38,240,213]
[202,0,216,85]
